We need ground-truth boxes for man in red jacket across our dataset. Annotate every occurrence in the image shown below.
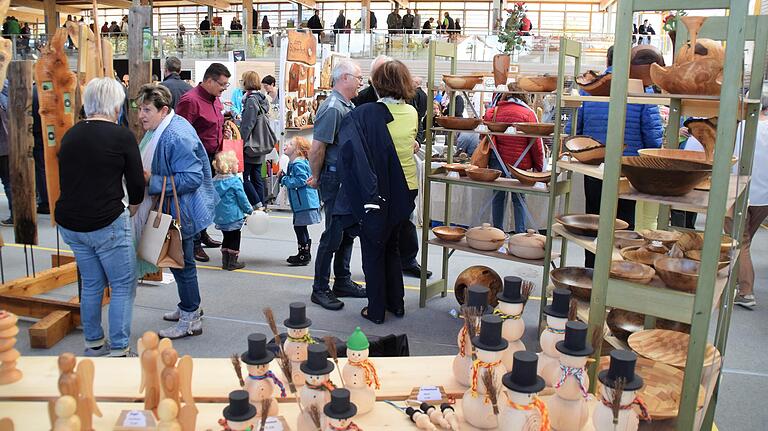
[176,62,231,261]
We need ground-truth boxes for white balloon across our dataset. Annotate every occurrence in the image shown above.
[246,211,269,235]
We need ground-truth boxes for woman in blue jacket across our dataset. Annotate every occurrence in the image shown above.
[280,136,321,266]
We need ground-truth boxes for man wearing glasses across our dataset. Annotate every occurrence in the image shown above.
[307,60,367,310]
[176,62,232,262]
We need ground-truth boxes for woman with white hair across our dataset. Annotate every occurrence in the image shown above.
[56,77,145,357]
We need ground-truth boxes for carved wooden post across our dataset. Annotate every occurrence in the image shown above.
[8,61,37,245]
[128,5,152,141]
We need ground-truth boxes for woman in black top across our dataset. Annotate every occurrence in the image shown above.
[56,77,144,357]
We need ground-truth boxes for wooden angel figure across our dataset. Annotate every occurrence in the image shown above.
[49,353,101,431]
[283,302,316,387]
[140,331,162,414]
[241,333,282,416]
[593,350,650,431]
[0,310,22,385]
[157,398,182,431]
[161,348,181,406]
[297,344,336,431]
[342,327,379,415]
[547,321,593,431]
[159,348,197,431]
[53,395,81,431]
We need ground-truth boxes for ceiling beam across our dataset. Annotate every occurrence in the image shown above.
[186,0,230,11]
[288,0,316,9]
[7,8,45,22]
[11,0,82,14]
[599,0,616,10]
[94,0,132,8]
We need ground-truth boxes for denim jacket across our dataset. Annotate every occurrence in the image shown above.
[213,175,252,225]
[281,158,320,212]
[149,115,218,238]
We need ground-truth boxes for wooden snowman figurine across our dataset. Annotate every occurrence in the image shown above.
[538,288,571,386]
[323,389,361,431]
[500,351,549,431]
[452,285,490,387]
[284,302,316,387]
[297,344,337,431]
[241,333,284,417]
[342,327,378,415]
[593,350,650,431]
[494,276,527,371]
[548,321,593,431]
[462,314,507,429]
[221,390,257,431]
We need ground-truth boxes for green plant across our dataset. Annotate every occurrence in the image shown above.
[662,10,687,32]
[498,2,527,53]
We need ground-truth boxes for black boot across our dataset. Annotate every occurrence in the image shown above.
[287,241,312,266]
[221,248,229,270]
[226,249,245,271]
[200,230,222,248]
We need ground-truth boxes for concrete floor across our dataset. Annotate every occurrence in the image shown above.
[2,200,766,428]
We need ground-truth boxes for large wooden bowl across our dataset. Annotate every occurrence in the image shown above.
[650,58,722,96]
[443,163,476,177]
[629,329,719,369]
[508,166,553,186]
[576,70,612,96]
[516,75,558,92]
[598,355,705,420]
[610,260,655,284]
[563,136,606,165]
[466,167,501,182]
[606,309,690,343]
[484,121,512,133]
[683,250,731,271]
[639,229,683,247]
[555,214,629,237]
[654,257,700,293]
[637,148,737,166]
[431,226,466,242]
[513,122,555,136]
[435,116,481,130]
[454,265,502,307]
[614,231,645,249]
[620,246,666,266]
[442,74,483,90]
[550,267,593,301]
[621,156,712,196]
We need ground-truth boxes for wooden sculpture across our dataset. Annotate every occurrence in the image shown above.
[240,333,282,417]
[343,327,378,415]
[462,315,506,429]
[452,286,488,387]
[157,398,182,431]
[593,351,648,431]
[297,344,336,431]
[495,277,527,371]
[177,355,197,431]
[139,331,161,414]
[0,0,11,86]
[538,289,570,386]
[54,395,81,431]
[0,311,22,385]
[499,351,549,431]
[547,322,593,431]
[0,417,13,431]
[283,302,315,387]
[161,348,181,406]
[684,117,718,162]
[48,353,100,431]
[34,29,78,225]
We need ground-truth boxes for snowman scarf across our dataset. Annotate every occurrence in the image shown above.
[348,359,381,389]
[306,380,337,392]
[554,365,589,398]
[599,394,651,421]
[493,308,522,320]
[470,359,502,400]
[287,333,317,344]
[506,396,550,431]
[328,423,361,431]
[248,370,287,397]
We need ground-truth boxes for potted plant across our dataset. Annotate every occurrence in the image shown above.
[662,10,686,59]
[496,2,528,86]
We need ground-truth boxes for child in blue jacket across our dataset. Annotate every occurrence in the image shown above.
[280,136,321,266]
[213,150,252,270]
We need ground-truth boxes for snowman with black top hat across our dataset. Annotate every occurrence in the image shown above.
[462,314,508,429]
[593,350,650,431]
[241,333,282,417]
[538,288,571,386]
[495,276,528,371]
[452,285,490,387]
[221,390,257,431]
[323,388,361,431]
[500,350,550,431]
[547,321,593,431]
[297,343,337,431]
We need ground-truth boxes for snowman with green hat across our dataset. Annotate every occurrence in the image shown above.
[343,327,378,415]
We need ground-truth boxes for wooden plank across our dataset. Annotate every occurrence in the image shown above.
[35,29,77,226]
[41,0,58,35]
[28,310,73,348]
[0,262,77,296]
[12,0,80,15]
[186,0,230,10]
[242,0,252,34]
[51,254,75,267]
[127,5,152,141]
[7,61,38,245]
[0,295,81,326]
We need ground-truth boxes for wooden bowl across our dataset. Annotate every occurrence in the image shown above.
[610,260,655,284]
[654,257,700,292]
[621,156,712,196]
[620,246,665,266]
[606,309,690,343]
[550,267,593,301]
[431,226,466,242]
[629,329,719,369]
[454,265,502,307]
[555,214,629,238]
[598,355,705,419]
[483,121,512,133]
[683,250,731,270]
[442,74,483,90]
[466,167,501,182]
[513,122,555,136]
[637,148,737,166]
[614,231,645,249]
[508,166,552,186]
[576,70,612,96]
[435,116,481,130]
[563,136,605,165]
[639,229,683,247]
[516,75,558,92]
[650,59,722,96]
[443,163,476,177]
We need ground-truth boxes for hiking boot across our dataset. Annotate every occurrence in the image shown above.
[734,294,757,308]
[221,248,230,270]
[311,289,344,311]
[158,309,203,339]
[200,230,221,248]
[287,242,312,266]
[163,307,204,322]
[194,245,209,262]
[332,280,367,298]
[225,249,245,271]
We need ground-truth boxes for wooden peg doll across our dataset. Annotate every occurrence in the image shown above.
[53,395,81,431]
[158,398,182,431]
[139,331,161,414]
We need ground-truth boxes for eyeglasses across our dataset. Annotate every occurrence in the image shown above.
[215,78,230,88]
[345,73,364,82]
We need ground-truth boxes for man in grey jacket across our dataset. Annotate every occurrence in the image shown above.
[160,56,192,109]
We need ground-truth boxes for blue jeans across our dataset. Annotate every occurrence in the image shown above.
[489,155,527,233]
[59,209,136,350]
[242,162,264,206]
[312,169,354,292]
[169,236,201,312]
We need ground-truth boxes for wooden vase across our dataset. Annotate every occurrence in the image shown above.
[493,54,511,86]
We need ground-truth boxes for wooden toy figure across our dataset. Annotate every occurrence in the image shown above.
[49,353,101,431]
[157,398,182,431]
[158,349,196,431]
[297,344,337,431]
[323,388,361,431]
[419,403,450,429]
[221,390,257,431]
[462,314,507,429]
[53,395,81,431]
[494,277,527,371]
[283,302,316,387]
[343,327,379,415]
[538,288,571,386]
[547,321,593,431]
[500,351,549,431]
[439,404,460,431]
[593,350,650,431]
[0,311,22,385]
[241,333,283,416]
[161,348,181,407]
[406,407,436,431]
[140,331,162,413]
[452,286,489,387]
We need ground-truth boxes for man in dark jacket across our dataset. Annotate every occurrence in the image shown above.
[387,7,402,34]
[308,10,323,41]
[333,10,345,34]
[402,9,415,33]
[199,16,211,33]
[369,11,377,29]
[160,56,192,109]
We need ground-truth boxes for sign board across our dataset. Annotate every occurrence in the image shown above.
[286,30,317,65]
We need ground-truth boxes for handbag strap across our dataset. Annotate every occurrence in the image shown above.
[153,176,168,228]
[169,175,182,224]
[153,176,182,227]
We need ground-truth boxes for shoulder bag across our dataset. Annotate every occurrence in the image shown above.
[138,176,184,269]
[244,95,278,157]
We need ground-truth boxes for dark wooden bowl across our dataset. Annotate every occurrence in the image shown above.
[639,229,683,247]
[466,167,501,182]
[563,136,605,165]
[484,121,512,133]
[610,260,655,284]
[550,267,593,301]
[614,231,645,249]
[513,122,555,136]
[516,75,558,92]
[435,116,482,130]
[576,70,612,96]
[622,156,712,197]
[454,265,502,307]
[654,257,700,293]
[606,309,690,343]
[620,246,666,266]
[508,166,553,186]
[431,226,466,242]
[555,214,629,237]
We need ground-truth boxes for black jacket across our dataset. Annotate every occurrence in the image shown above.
[308,15,323,33]
[336,103,414,241]
[160,73,193,109]
[409,87,428,144]
[351,84,377,106]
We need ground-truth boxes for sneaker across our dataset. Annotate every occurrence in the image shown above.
[194,245,210,262]
[0,217,13,227]
[311,290,344,311]
[332,280,367,298]
[734,294,757,308]
[108,347,137,357]
[163,307,204,322]
[84,344,110,357]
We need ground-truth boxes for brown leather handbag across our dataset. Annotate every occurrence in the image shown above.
[138,176,184,269]
[471,136,491,168]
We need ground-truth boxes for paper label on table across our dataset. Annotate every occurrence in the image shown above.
[417,386,442,401]
[263,417,284,431]
[122,410,148,427]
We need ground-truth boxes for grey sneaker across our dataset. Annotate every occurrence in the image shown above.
[163,307,204,322]
[84,344,110,357]
[109,348,137,357]
[158,309,203,339]
[734,294,756,308]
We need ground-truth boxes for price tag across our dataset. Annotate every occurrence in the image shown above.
[417,386,443,402]
[263,417,284,431]
[122,410,148,427]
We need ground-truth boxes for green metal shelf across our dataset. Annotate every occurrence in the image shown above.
[427,172,569,196]
[427,238,559,266]
[431,126,555,139]
[437,88,557,96]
